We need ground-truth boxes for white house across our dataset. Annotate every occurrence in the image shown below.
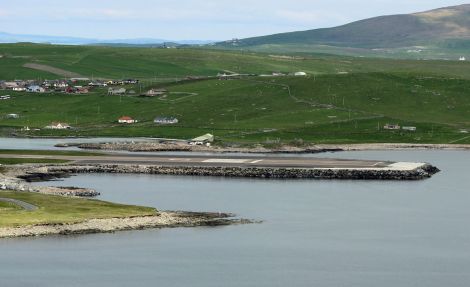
[6,113,19,119]
[118,116,136,124]
[384,124,401,130]
[294,72,307,76]
[459,56,466,61]
[27,85,46,93]
[154,116,178,124]
[45,122,71,129]
[108,87,126,95]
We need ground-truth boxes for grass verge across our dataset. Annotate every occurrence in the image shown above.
[0,191,157,228]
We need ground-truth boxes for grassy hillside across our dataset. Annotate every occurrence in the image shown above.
[1,73,469,144]
[2,43,470,81]
[0,43,469,144]
[215,4,470,59]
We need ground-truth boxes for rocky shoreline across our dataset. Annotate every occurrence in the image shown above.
[0,211,255,239]
[64,142,470,154]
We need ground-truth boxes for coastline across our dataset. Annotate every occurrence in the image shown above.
[70,142,470,154]
[0,211,254,239]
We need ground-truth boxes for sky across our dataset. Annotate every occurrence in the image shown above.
[0,0,468,40]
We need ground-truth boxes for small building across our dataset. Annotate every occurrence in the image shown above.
[402,126,417,132]
[459,56,466,61]
[190,133,214,145]
[122,79,139,84]
[118,116,136,124]
[384,124,401,130]
[154,116,178,125]
[6,113,19,119]
[145,88,168,97]
[2,82,20,89]
[45,122,71,129]
[108,87,126,95]
[27,85,46,93]
[294,72,307,77]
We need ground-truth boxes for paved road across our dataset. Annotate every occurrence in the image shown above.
[0,153,401,169]
[0,198,38,211]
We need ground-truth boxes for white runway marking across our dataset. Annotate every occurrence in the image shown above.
[203,159,249,163]
[250,160,263,164]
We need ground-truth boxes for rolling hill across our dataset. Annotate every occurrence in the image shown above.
[216,4,470,59]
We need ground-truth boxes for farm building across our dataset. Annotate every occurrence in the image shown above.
[27,85,46,93]
[45,122,71,129]
[6,113,19,119]
[384,124,401,130]
[294,72,307,76]
[402,126,417,132]
[118,116,136,124]
[154,116,178,124]
[1,82,20,89]
[108,87,126,95]
[145,88,168,97]
[190,133,214,145]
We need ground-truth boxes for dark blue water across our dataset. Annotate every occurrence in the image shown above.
[2,150,470,287]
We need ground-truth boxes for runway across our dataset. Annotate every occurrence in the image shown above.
[0,153,426,171]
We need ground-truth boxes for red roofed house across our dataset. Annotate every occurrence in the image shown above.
[118,116,136,124]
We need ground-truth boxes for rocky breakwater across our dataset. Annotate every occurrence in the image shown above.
[0,211,256,238]
[42,162,440,180]
[1,166,99,197]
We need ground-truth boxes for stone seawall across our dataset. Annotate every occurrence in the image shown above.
[43,163,439,180]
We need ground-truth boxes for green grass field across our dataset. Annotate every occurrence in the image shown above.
[1,43,469,144]
[0,191,157,228]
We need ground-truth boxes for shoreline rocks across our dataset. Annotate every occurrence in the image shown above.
[0,211,256,239]
[62,141,470,154]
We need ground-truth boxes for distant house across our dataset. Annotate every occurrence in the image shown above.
[27,85,46,93]
[154,116,178,124]
[459,56,466,61]
[6,113,19,119]
[384,124,401,130]
[294,72,307,76]
[108,87,126,95]
[145,88,168,97]
[190,133,214,145]
[402,126,417,132]
[88,81,107,87]
[118,116,136,124]
[122,79,139,84]
[54,81,68,88]
[2,82,20,90]
[45,122,71,129]
[12,87,26,92]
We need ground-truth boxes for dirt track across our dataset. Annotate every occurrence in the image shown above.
[23,63,84,78]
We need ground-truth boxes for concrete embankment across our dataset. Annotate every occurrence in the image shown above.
[28,163,439,181]
[0,211,254,239]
